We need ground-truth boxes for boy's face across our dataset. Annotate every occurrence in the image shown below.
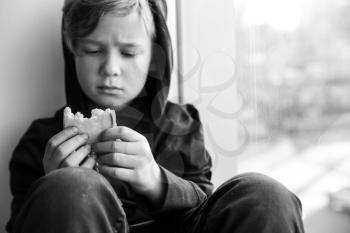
[74,10,152,109]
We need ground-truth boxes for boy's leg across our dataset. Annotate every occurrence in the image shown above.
[186,172,305,233]
[13,167,128,233]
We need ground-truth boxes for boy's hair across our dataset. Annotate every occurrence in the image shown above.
[62,0,156,54]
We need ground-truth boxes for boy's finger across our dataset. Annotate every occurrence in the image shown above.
[44,127,79,161]
[49,134,89,166]
[81,156,96,169]
[99,165,133,182]
[93,141,138,154]
[99,153,138,168]
[59,144,91,168]
[99,126,142,142]
[53,134,88,157]
[48,127,79,149]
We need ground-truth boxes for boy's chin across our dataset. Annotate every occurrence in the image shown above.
[93,99,129,111]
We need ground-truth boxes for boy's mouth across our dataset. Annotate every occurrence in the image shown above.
[98,86,123,95]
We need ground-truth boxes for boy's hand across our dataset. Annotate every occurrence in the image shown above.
[93,126,164,205]
[43,127,96,174]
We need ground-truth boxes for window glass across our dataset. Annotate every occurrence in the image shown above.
[235,0,350,218]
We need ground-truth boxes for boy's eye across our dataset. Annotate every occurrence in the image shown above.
[76,45,103,55]
[83,49,102,55]
[121,50,139,58]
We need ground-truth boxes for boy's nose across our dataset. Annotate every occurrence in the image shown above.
[101,53,121,78]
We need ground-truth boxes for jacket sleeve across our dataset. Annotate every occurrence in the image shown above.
[6,116,60,233]
[146,104,213,217]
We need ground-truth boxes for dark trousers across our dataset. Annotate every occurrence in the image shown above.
[13,167,305,233]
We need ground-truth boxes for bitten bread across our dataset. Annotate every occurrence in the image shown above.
[63,107,117,144]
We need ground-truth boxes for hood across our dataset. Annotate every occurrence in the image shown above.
[62,0,173,126]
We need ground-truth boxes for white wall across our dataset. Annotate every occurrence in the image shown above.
[0,0,65,231]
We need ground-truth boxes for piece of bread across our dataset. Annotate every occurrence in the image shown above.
[63,107,117,144]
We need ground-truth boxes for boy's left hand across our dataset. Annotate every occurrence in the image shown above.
[92,126,163,205]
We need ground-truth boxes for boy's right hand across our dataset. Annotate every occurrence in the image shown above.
[43,127,95,174]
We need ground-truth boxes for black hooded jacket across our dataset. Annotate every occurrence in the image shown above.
[7,0,213,231]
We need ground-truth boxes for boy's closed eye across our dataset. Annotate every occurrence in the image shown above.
[120,49,142,57]
[77,45,104,55]
[83,49,103,55]
[77,46,141,58]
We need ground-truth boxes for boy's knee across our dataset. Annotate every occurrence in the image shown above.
[214,173,302,215]
[35,167,114,204]
[201,173,304,232]
[15,169,128,233]
[43,167,106,188]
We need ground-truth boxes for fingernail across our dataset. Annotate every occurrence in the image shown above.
[81,134,89,140]
[85,144,91,150]
[72,127,79,133]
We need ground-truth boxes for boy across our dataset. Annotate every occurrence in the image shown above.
[7,0,305,232]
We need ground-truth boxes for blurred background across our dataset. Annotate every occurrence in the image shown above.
[1,0,350,232]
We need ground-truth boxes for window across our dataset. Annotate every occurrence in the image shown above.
[177,0,350,223]
[234,0,350,218]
